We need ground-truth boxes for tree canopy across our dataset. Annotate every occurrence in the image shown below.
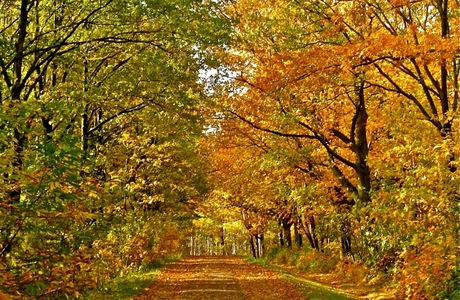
[1,0,460,299]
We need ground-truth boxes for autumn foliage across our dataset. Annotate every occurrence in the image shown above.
[0,0,225,298]
[2,0,460,299]
[201,0,460,299]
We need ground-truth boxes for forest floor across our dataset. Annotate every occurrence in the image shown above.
[131,255,364,300]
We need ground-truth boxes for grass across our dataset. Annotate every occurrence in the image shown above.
[246,256,356,300]
[282,273,355,300]
[79,256,180,300]
[82,269,161,300]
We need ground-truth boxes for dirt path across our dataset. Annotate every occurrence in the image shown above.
[132,256,318,300]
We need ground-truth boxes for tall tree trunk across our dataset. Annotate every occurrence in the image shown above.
[278,229,284,247]
[1,0,30,257]
[220,227,226,255]
[341,236,352,258]
[280,217,292,248]
[250,235,257,258]
[294,223,303,248]
[256,234,263,258]
[81,59,90,159]
[353,82,371,204]
[300,214,320,251]
[7,0,29,205]
[340,219,354,259]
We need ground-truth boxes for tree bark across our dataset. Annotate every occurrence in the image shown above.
[294,223,303,248]
[353,82,371,204]
[250,235,257,258]
[340,219,354,259]
[256,234,264,257]
[220,227,226,255]
[280,217,292,248]
[300,214,321,251]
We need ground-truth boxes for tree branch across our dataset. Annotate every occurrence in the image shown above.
[229,111,316,139]
[87,103,146,134]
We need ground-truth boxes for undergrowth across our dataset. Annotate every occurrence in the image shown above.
[265,247,340,273]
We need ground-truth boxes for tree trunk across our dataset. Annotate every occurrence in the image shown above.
[250,235,257,258]
[7,0,29,205]
[1,0,30,257]
[283,222,292,248]
[280,217,292,248]
[341,236,353,258]
[340,219,354,259]
[300,214,320,251]
[220,227,226,255]
[294,223,303,248]
[353,82,371,205]
[278,230,284,247]
[81,59,90,159]
[256,234,264,258]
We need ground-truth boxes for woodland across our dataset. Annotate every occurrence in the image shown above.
[0,0,460,299]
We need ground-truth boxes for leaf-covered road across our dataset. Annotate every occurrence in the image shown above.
[132,256,353,300]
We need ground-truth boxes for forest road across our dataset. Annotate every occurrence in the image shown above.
[131,255,314,300]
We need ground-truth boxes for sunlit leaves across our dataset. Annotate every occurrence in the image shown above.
[0,0,229,298]
[199,0,460,298]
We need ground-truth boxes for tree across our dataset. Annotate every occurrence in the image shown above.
[203,0,460,297]
[0,0,231,297]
